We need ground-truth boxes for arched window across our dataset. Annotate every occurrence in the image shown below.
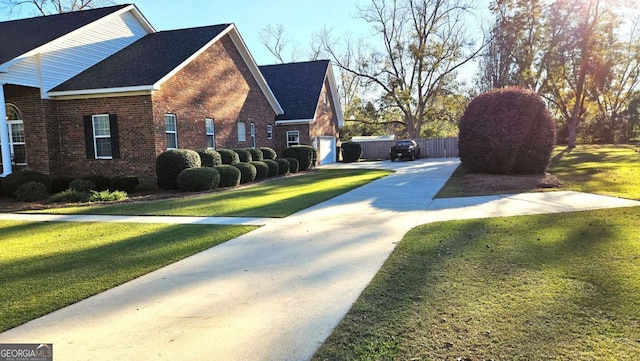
[2,104,26,165]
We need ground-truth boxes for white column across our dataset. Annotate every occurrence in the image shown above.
[0,84,13,176]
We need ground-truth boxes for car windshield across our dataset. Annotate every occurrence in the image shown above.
[397,141,413,147]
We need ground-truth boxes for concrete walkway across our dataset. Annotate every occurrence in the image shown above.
[1,159,639,361]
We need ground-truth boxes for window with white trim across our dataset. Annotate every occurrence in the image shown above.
[286,130,300,147]
[250,122,256,148]
[92,114,112,159]
[237,121,247,142]
[1,104,26,165]
[206,118,215,149]
[165,114,178,149]
[267,124,273,140]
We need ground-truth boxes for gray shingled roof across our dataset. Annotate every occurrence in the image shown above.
[51,24,231,91]
[259,60,330,121]
[0,4,130,65]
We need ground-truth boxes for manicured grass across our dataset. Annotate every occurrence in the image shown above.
[34,169,391,217]
[313,207,640,360]
[0,221,256,332]
[548,144,640,200]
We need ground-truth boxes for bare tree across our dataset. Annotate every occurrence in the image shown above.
[1,0,114,16]
[259,23,301,64]
[323,0,487,139]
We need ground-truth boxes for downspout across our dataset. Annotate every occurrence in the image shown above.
[0,83,12,176]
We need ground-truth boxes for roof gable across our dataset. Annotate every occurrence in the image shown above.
[259,60,336,122]
[0,4,131,66]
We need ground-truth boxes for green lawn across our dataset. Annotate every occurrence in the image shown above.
[34,169,391,217]
[0,221,256,332]
[313,207,640,360]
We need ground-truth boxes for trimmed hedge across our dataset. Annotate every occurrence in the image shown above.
[177,167,220,192]
[250,161,269,180]
[459,87,555,174]
[282,145,316,171]
[341,141,362,162]
[69,179,96,193]
[16,181,49,202]
[156,149,201,189]
[275,158,290,175]
[263,159,279,177]
[233,162,257,184]
[286,157,300,173]
[248,148,263,161]
[214,165,241,187]
[49,189,91,203]
[197,149,222,167]
[51,176,73,194]
[259,147,277,160]
[82,174,110,191]
[234,148,252,162]
[1,170,51,198]
[109,175,139,193]
[218,149,240,165]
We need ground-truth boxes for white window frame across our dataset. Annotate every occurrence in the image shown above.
[237,121,247,142]
[1,104,26,166]
[92,114,112,159]
[286,130,300,147]
[250,122,256,148]
[267,124,273,140]
[206,118,215,149]
[165,114,178,149]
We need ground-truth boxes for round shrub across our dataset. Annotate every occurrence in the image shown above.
[249,161,269,180]
[263,159,279,177]
[69,179,96,193]
[214,165,241,187]
[232,163,257,184]
[286,157,300,173]
[155,149,201,189]
[1,170,51,197]
[282,145,316,171]
[109,175,140,193]
[341,141,362,162]
[197,149,222,167]
[51,176,73,194]
[234,148,252,162]
[459,87,555,175]
[275,158,290,175]
[177,167,220,192]
[259,147,277,160]
[82,174,110,191]
[248,148,263,161]
[16,181,49,202]
[49,189,90,203]
[218,149,240,165]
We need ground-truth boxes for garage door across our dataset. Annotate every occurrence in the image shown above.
[319,137,336,165]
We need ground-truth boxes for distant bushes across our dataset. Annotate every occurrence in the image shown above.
[214,165,241,187]
[156,149,201,189]
[282,145,316,171]
[259,147,277,160]
[218,149,240,165]
[177,167,220,192]
[197,149,222,167]
[233,163,257,184]
[341,142,362,162]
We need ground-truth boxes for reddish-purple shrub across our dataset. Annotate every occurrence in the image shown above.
[458,87,555,174]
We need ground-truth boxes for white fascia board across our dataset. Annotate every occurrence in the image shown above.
[276,118,315,125]
[326,64,345,127]
[227,25,284,115]
[48,85,155,98]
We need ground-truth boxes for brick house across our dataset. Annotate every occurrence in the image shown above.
[0,4,342,187]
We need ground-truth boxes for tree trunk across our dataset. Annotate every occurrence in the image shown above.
[567,118,577,150]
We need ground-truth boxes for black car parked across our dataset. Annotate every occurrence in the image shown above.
[390,140,421,161]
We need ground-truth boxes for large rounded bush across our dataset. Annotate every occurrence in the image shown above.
[197,149,222,167]
[177,167,220,192]
[1,170,51,198]
[248,148,263,161]
[250,161,269,180]
[275,158,290,175]
[16,181,49,202]
[156,149,201,189]
[218,149,240,165]
[459,87,555,175]
[234,148,252,162]
[282,145,316,171]
[232,163,257,184]
[286,157,300,173]
[69,179,96,193]
[51,176,74,194]
[83,174,110,191]
[109,175,139,193]
[259,147,277,160]
[341,141,362,162]
[214,165,241,187]
[263,159,279,177]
